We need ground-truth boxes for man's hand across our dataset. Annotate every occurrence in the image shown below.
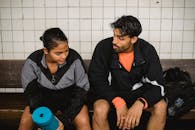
[116,104,128,129]
[122,100,144,130]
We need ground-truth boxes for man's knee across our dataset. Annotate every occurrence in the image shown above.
[93,99,110,120]
[151,99,167,116]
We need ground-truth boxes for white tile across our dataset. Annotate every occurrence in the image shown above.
[24,42,35,52]
[139,8,150,18]
[0,0,10,7]
[183,42,194,53]
[34,0,45,7]
[34,8,45,19]
[139,0,150,7]
[126,8,138,17]
[45,19,57,28]
[2,31,12,41]
[23,19,34,30]
[23,31,35,41]
[0,88,5,92]
[104,0,114,7]
[92,7,103,19]
[127,0,138,7]
[162,0,173,7]
[172,20,183,30]
[185,0,195,7]
[24,52,31,58]
[68,0,79,7]
[5,88,16,93]
[12,19,23,30]
[1,8,11,19]
[150,8,161,19]
[80,8,91,18]
[160,42,171,53]
[173,0,184,7]
[139,30,149,41]
[23,8,34,19]
[57,0,68,7]
[69,42,80,52]
[57,19,68,30]
[184,20,194,31]
[13,31,23,42]
[45,0,56,7]
[151,42,160,53]
[184,8,195,19]
[22,0,33,7]
[172,31,183,42]
[161,19,172,30]
[80,31,91,41]
[1,20,11,30]
[68,31,80,42]
[92,0,103,7]
[115,0,126,7]
[3,53,14,59]
[92,31,103,41]
[3,42,13,52]
[150,0,161,7]
[80,19,91,30]
[103,30,112,38]
[35,41,43,50]
[160,53,171,59]
[80,0,91,7]
[115,7,126,18]
[81,53,92,59]
[149,31,160,41]
[171,53,182,59]
[183,31,194,42]
[34,19,45,30]
[12,8,22,19]
[103,19,114,30]
[57,8,68,19]
[161,31,171,42]
[13,42,24,52]
[173,8,184,19]
[11,0,22,7]
[182,53,193,59]
[104,7,114,18]
[46,8,56,18]
[139,19,149,30]
[34,31,43,42]
[68,8,79,18]
[68,19,80,31]
[81,42,91,53]
[92,19,103,30]
[150,19,161,30]
[171,42,182,53]
[162,8,172,18]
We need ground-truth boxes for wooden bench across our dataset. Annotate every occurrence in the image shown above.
[0,59,195,128]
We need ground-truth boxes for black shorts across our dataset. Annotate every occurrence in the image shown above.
[39,86,87,127]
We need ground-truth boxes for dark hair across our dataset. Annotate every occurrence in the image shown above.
[40,28,68,51]
[111,15,142,37]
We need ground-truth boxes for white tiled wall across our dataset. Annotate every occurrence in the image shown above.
[0,0,195,59]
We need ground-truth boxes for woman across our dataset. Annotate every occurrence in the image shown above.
[18,28,91,130]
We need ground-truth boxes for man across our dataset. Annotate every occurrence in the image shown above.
[88,15,167,130]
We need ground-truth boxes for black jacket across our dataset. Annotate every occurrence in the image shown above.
[88,37,165,107]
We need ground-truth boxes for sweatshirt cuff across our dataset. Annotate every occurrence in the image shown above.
[112,97,126,109]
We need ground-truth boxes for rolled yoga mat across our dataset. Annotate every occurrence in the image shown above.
[32,107,59,130]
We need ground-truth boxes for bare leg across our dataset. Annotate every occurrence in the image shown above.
[18,106,34,130]
[92,99,110,130]
[73,105,91,130]
[147,99,167,130]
